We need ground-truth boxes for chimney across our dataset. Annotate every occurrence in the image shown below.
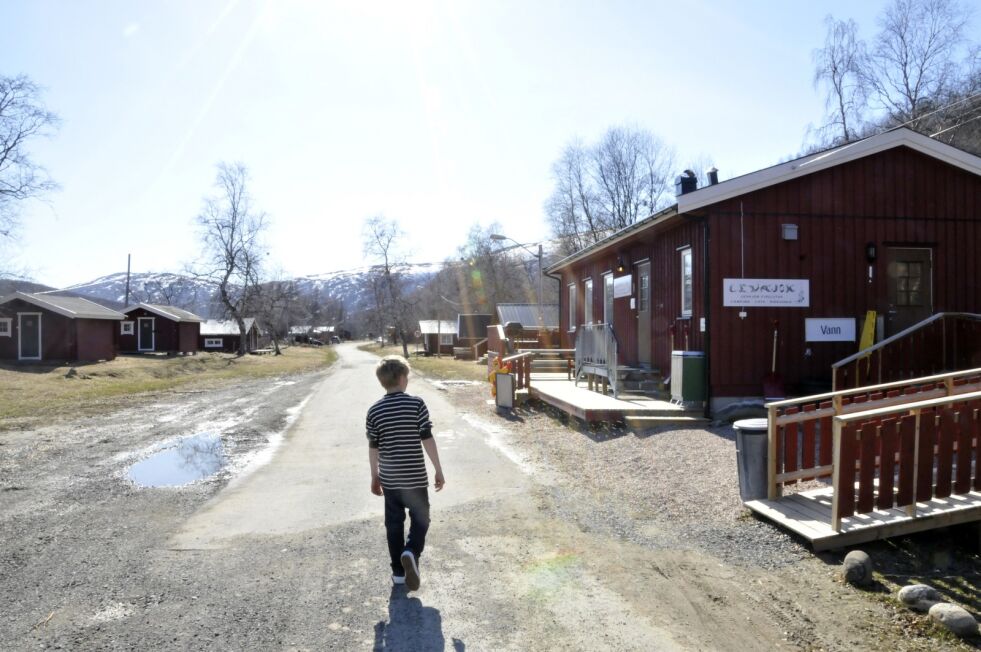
[707,167,719,186]
[675,169,698,196]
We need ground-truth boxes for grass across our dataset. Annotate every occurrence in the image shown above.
[358,343,489,383]
[0,345,337,429]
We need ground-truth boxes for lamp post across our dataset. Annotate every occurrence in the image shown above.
[490,234,544,328]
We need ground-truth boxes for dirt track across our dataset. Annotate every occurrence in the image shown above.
[0,344,974,650]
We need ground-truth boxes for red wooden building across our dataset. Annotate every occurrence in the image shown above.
[418,320,457,355]
[120,303,202,355]
[549,128,981,413]
[199,318,261,353]
[0,291,125,362]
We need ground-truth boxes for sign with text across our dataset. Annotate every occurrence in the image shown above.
[613,274,632,298]
[805,318,856,342]
[723,278,810,307]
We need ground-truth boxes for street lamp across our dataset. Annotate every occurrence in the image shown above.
[490,233,544,328]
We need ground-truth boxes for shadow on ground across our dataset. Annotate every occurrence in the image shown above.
[373,587,464,651]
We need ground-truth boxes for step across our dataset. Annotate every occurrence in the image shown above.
[624,415,711,428]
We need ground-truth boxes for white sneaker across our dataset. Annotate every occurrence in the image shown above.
[400,550,420,591]
[392,574,406,585]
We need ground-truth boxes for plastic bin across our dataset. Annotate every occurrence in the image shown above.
[733,418,769,502]
[670,350,706,404]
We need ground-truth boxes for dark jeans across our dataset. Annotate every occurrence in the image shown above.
[384,487,430,575]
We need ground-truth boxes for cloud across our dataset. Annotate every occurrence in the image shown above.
[123,22,141,38]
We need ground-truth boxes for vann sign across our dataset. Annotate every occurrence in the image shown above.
[805,318,856,342]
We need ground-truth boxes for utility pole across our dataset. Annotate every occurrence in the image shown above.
[124,254,131,307]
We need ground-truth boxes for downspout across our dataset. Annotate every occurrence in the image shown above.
[543,269,563,348]
[702,216,712,419]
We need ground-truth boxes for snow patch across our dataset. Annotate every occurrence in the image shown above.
[460,414,537,476]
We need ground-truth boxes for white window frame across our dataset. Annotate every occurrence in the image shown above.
[0,318,10,337]
[603,273,614,326]
[583,278,593,326]
[568,283,577,332]
[438,333,454,346]
[680,247,693,317]
[204,338,224,348]
[120,321,134,335]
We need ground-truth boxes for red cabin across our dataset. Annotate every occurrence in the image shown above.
[0,292,124,362]
[120,303,202,355]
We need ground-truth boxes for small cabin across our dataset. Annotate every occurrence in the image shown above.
[418,320,457,355]
[120,303,202,355]
[0,291,125,362]
[199,318,261,353]
[495,303,560,348]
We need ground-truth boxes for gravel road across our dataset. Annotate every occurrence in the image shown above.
[0,344,973,650]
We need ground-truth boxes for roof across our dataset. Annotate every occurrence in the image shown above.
[496,303,559,330]
[0,291,125,320]
[456,313,492,339]
[549,127,981,273]
[418,320,457,335]
[124,303,203,322]
[200,318,257,336]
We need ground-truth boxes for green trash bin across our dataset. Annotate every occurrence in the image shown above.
[670,351,706,405]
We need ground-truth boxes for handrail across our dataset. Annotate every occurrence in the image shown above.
[472,337,488,360]
[833,312,981,368]
[573,323,620,397]
[502,351,534,390]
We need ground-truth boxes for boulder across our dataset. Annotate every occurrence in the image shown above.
[842,550,873,586]
[929,603,979,638]
[898,584,942,612]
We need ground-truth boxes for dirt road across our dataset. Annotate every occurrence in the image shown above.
[0,344,964,650]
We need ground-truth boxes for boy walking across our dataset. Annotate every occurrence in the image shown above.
[367,356,445,591]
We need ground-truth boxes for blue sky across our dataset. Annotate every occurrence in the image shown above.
[2,0,921,287]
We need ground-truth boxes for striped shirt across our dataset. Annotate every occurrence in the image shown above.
[366,392,433,490]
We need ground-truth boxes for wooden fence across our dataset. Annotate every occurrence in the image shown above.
[766,368,981,501]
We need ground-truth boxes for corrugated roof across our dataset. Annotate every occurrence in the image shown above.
[124,303,203,322]
[418,320,457,335]
[200,318,256,336]
[456,314,492,339]
[0,291,125,320]
[496,304,559,330]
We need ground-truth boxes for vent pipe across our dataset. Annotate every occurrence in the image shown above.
[707,167,719,186]
[675,169,698,196]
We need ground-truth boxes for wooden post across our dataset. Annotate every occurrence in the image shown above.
[767,404,779,500]
[831,417,843,531]
[907,408,920,518]
[832,393,843,416]
[877,349,882,385]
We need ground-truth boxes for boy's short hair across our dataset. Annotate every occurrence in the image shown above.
[376,355,410,389]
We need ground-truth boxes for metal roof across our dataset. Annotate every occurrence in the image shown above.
[0,291,125,320]
[124,303,203,323]
[496,303,559,330]
[418,320,457,335]
[200,318,256,336]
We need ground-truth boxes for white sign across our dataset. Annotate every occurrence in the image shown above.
[805,318,856,342]
[613,274,632,298]
[723,278,810,307]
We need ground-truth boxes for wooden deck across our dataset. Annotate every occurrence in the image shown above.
[528,373,703,423]
[746,486,981,551]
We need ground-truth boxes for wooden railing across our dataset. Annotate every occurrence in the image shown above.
[574,323,620,398]
[832,312,981,390]
[501,352,534,390]
[830,390,981,530]
[766,367,981,500]
[472,337,488,360]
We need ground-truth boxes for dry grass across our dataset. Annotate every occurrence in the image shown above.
[358,343,488,382]
[0,346,337,428]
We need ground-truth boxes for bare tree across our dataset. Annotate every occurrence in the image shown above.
[813,16,867,144]
[193,163,267,356]
[362,215,410,357]
[0,75,59,273]
[545,126,675,252]
[254,276,301,355]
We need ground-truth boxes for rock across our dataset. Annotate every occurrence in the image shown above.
[929,603,979,638]
[898,584,942,612]
[842,550,873,586]
[65,368,78,378]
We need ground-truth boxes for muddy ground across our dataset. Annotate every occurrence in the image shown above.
[1,347,979,650]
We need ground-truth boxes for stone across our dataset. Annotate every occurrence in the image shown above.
[898,584,942,612]
[842,550,873,586]
[929,603,979,638]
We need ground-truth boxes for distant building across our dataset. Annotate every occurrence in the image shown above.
[120,303,202,355]
[418,320,457,355]
[0,291,125,362]
[199,318,261,353]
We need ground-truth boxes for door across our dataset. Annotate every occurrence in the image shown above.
[18,313,41,360]
[637,261,651,367]
[138,317,155,351]
[885,247,933,336]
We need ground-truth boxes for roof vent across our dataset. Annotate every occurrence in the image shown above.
[707,167,719,185]
[675,169,698,196]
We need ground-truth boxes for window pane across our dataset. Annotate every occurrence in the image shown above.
[604,274,614,325]
[908,262,922,278]
[681,249,693,315]
[908,291,921,306]
[584,279,593,325]
[897,277,908,291]
[895,262,908,277]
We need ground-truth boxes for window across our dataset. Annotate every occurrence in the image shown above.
[568,283,577,331]
[204,338,224,348]
[895,261,924,306]
[639,270,650,313]
[603,273,614,326]
[681,247,693,316]
[120,321,134,335]
[439,333,454,346]
[584,278,593,325]
[0,318,10,337]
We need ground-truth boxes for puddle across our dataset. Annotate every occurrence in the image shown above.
[127,433,226,487]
